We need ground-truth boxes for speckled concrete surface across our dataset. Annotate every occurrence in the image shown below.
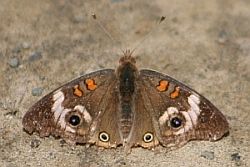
[0,0,249,167]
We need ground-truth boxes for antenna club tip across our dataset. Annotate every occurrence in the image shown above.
[160,16,166,23]
[92,13,97,19]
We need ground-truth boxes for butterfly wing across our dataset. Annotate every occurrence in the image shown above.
[139,69,229,148]
[124,87,160,149]
[22,69,123,147]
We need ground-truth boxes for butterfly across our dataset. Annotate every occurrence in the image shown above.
[22,50,229,151]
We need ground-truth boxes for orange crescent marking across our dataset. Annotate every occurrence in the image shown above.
[156,80,169,92]
[170,87,180,99]
[85,79,97,91]
[73,85,83,97]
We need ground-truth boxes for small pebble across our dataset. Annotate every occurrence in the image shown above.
[22,42,30,49]
[201,151,215,160]
[72,14,85,23]
[217,30,228,44]
[8,58,19,68]
[32,87,43,96]
[4,110,18,117]
[29,51,42,62]
[115,158,126,166]
[231,153,241,161]
[59,140,66,147]
[30,139,41,148]
[12,46,22,54]
[39,76,46,81]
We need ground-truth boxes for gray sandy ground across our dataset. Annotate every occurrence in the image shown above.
[0,0,249,166]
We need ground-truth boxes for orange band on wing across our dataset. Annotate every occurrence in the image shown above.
[85,79,97,91]
[73,85,83,97]
[170,86,180,99]
[156,80,169,92]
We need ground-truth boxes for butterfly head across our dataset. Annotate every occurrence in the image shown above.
[116,49,138,79]
[119,49,136,65]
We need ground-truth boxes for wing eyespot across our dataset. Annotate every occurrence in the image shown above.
[65,105,92,128]
[99,132,110,142]
[68,115,81,126]
[170,117,182,128]
[143,132,154,143]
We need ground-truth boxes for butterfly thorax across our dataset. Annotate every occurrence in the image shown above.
[116,52,138,140]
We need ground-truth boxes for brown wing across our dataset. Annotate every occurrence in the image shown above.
[22,69,122,147]
[139,69,229,148]
[124,84,160,150]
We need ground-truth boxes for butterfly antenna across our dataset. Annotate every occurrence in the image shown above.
[91,13,123,53]
[131,16,166,53]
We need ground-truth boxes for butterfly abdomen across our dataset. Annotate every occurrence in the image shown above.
[120,102,134,138]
